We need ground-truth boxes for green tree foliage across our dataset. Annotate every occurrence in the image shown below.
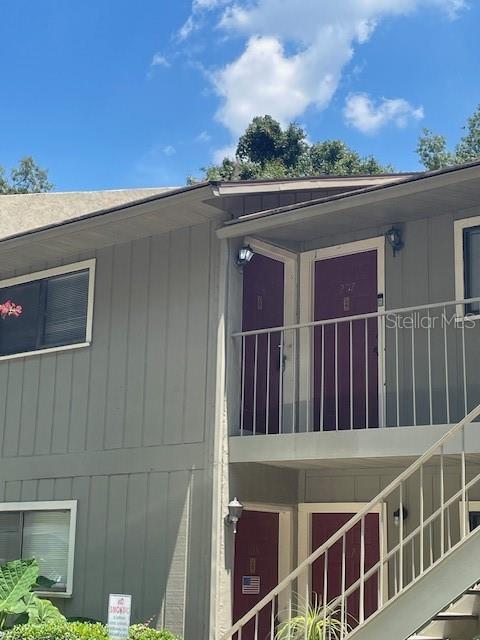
[456,107,480,163]
[190,115,392,183]
[417,105,480,170]
[0,157,53,194]
[416,129,454,171]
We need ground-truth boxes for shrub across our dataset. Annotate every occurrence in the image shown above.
[2,621,108,640]
[129,624,181,640]
[2,621,181,640]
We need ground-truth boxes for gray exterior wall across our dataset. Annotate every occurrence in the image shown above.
[0,221,222,638]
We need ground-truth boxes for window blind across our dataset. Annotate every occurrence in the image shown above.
[464,226,480,314]
[43,270,89,347]
[0,512,21,565]
[22,511,70,587]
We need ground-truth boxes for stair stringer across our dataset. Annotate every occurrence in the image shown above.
[348,528,480,640]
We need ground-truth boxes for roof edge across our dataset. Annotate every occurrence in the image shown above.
[0,181,212,246]
[216,159,480,238]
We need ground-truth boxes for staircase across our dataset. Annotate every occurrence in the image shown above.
[411,586,480,640]
[220,403,480,640]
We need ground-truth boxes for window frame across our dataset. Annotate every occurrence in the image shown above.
[0,500,77,597]
[454,216,480,319]
[0,259,96,362]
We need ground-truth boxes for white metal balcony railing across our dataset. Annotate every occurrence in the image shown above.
[220,402,480,640]
[233,297,480,436]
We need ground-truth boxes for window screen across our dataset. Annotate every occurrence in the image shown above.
[464,226,480,314]
[0,510,71,592]
[0,268,90,357]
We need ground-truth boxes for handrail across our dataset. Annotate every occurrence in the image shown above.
[232,295,480,337]
[220,401,480,639]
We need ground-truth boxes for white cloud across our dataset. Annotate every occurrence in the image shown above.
[196,131,212,143]
[178,0,231,40]
[150,53,170,68]
[163,145,176,156]
[344,93,424,133]
[212,34,349,136]
[213,144,236,163]
[205,0,465,136]
[178,15,196,40]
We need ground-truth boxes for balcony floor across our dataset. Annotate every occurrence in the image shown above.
[229,423,480,468]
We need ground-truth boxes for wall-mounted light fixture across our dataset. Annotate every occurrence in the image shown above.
[225,497,244,534]
[235,245,254,270]
[393,505,409,527]
[385,227,403,257]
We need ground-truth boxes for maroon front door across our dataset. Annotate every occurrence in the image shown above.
[311,512,380,627]
[314,250,379,430]
[242,253,285,434]
[233,510,279,640]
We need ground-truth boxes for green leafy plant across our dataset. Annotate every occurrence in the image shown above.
[1,621,109,640]
[0,559,64,628]
[2,622,182,640]
[129,624,181,640]
[275,596,351,640]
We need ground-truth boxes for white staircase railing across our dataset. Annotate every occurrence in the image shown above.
[221,402,480,640]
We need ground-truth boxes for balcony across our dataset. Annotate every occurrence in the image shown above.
[229,298,480,465]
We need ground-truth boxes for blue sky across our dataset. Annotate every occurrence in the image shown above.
[0,0,479,191]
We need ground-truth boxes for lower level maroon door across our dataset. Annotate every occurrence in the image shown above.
[311,512,380,627]
[233,510,279,640]
[314,250,379,430]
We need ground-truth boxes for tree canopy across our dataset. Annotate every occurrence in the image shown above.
[0,157,53,194]
[417,105,480,170]
[189,115,393,183]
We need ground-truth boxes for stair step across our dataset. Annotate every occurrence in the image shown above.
[433,612,478,621]
[465,589,480,595]
[409,636,444,640]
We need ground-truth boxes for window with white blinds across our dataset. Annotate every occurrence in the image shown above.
[0,260,95,359]
[464,225,480,315]
[0,502,76,595]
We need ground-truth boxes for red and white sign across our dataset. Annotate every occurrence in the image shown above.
[108,594,132,640]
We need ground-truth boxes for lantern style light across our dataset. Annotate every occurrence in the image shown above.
[225,497,244,534]
[385,227,403,257]
[393,505,409,527]
[236,245,254,269]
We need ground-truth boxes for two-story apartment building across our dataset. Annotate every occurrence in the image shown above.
[2,163,480,640]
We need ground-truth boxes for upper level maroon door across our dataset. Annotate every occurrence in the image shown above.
[314,250,379,430]
[311,512,380,627]
[233,510,279,640]
[242,253,285,434]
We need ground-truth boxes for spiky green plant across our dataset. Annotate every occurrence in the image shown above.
[275,595,350,640]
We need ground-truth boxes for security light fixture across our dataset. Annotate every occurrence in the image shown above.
[393,505,408,527]
[236,245,254,269]
[225,497,244,534]
[386,227,403,257]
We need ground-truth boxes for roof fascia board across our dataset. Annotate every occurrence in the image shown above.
[213,175,411,196]
[216,164,480,239]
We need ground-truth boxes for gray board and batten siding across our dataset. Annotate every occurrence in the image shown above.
[0,221,222,638]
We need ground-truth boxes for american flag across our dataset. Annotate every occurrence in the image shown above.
[242,575,260,595]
